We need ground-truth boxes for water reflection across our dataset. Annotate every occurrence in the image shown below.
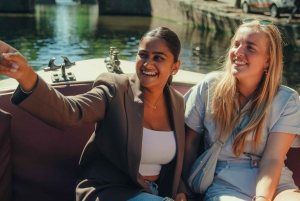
[0,4,299,93]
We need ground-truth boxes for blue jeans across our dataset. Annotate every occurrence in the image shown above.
[127,181,174,201]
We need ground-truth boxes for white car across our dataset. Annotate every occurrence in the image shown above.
[241,0,296,18]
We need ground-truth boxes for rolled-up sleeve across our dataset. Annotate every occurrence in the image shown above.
[184,73,217,134]
[271,93,300,134]
[270,91,300,147]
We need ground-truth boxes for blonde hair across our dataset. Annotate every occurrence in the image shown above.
[211,20,283,156]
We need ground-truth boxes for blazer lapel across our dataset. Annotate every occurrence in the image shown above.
[125,74,151,192]
[167,85,184,155]
[166,85,185,197]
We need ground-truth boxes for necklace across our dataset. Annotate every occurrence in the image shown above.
[144,92,163,109]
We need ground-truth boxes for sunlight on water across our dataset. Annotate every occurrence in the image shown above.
[0,4,299,93]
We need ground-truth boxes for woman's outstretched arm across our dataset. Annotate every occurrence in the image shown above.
[0,40,112,130]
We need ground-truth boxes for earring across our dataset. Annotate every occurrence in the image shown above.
[172,71,175,75]
[264,68,268,75]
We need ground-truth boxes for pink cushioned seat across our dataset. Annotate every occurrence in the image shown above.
[0,109,12,201]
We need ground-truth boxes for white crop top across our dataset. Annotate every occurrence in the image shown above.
[139,127,176,176]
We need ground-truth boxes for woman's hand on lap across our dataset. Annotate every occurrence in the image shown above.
[175,193,187,201]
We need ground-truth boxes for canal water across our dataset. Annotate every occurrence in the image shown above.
[0,3,299,93]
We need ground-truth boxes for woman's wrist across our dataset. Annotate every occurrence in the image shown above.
[19,73,38,95]
[19,72,38,92]
[20,86,34,94]
[252,195,271,201]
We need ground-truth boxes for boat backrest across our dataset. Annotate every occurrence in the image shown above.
[0,109,12,201]
[0,83,95,201]
[286,148,300,187]
[0,83,299,201]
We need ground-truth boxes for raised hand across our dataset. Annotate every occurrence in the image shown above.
[0,41,37,91]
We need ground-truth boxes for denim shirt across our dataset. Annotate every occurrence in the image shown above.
[184,72,300,161]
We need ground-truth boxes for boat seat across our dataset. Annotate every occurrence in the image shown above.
[0,83,299,201]
[286,148,300,188]
[0,83,95,201]
[0,109,12,201]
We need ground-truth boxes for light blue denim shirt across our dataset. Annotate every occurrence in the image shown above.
[184,72,300,161]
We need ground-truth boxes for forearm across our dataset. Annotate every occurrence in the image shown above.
[255,159,283,201]
[254,132,297,201]
[178,145,197,199]
[12,76,107,130]
[181,129,202,201]
[182,142,199,181]
[179,125,202,199]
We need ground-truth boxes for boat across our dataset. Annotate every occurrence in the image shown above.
[0,50,299,201]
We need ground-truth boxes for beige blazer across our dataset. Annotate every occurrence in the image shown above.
[12,73,186,201]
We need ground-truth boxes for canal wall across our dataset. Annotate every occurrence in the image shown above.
[35,0,97,4]
[36,0,55,4]
[149,0,300,48]
[150,0,240,33]
[0,0,35,12]
[93,0,245,32]
[80,0,97,4]
[98,0,151,16]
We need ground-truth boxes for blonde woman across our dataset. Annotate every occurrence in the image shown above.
[182,19,300,201]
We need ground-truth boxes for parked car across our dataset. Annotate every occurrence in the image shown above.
[241,0,296,18]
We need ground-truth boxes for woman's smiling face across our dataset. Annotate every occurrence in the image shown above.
[136,36,179,91]
[230,27,270,83]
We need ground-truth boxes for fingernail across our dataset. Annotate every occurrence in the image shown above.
[11,63,19,69]
[2,53,8,58]
[10,68,17,72]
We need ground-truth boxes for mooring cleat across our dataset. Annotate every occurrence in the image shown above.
[61,56,76,66]
[44,57,61,71]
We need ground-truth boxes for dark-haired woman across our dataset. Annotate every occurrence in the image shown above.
[0,27,186,201]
